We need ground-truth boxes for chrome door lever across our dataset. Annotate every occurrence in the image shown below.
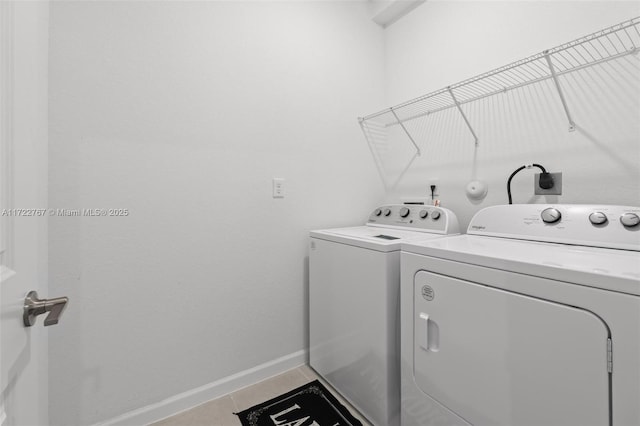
[23,291,69,327]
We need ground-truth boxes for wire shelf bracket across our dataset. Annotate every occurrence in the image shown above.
[447,86,479,145]
[544,50,576,132]
[358,113,421,189]
[390,108,421,156]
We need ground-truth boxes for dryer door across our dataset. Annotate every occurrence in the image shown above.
[413,271,610,426]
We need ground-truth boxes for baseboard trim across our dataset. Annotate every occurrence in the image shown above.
[93,350,308,426]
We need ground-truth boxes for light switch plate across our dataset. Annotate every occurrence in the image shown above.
[272,178,285,198]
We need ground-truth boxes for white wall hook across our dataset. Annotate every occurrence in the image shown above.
[466,180,488,200]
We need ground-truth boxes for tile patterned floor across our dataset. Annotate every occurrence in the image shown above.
[150,365,372,426]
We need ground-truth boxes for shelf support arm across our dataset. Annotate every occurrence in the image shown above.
[390,108,421,156]
[544,50,576,132]
[447,87,479,146]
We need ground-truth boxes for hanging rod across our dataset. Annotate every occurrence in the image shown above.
[359,17,640,129]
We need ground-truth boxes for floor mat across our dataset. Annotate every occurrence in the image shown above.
[235,379,363,426]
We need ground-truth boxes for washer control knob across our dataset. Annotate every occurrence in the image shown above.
[620,212,640,228]
[373,208,382,217]
[399,207,410,218]
[589,212,608,225]
[431,210,441,220]
[541,207,561,224]
[419,210,428,219]
[383,208,391,217]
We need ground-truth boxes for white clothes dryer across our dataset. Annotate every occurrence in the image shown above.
[400,204,640,426]
[310,204,460,426]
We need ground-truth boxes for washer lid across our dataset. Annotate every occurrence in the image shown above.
[402,235,640,295]
[310,226,454,252]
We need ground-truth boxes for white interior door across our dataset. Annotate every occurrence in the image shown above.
[413,270,610,426]
[1,2,50,425]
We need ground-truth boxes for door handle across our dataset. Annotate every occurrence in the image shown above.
[23,291,69,327]
[418,312,440,352]
[419,312,429,350]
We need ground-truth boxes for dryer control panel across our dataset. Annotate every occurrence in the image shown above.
[367,204,460,235]
[467,204,640,251]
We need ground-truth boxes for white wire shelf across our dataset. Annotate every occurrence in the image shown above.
[359,16,640,149]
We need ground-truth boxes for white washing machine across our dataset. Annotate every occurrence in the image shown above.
[310,204,460,426]
[400,204,640,426]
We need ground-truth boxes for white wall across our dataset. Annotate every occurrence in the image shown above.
[47,2,384,424]
[380,1,640,228]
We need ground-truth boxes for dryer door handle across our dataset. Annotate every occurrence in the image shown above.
[419,312,430,351]
[418,312,440,352]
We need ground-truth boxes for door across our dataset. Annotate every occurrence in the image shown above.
[413,270,610,426]
[1,2,50,425]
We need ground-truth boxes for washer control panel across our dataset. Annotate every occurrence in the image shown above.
[468,204,640,251]
[368,204,460,234]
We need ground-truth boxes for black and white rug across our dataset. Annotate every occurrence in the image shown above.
[235,380,363,426]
